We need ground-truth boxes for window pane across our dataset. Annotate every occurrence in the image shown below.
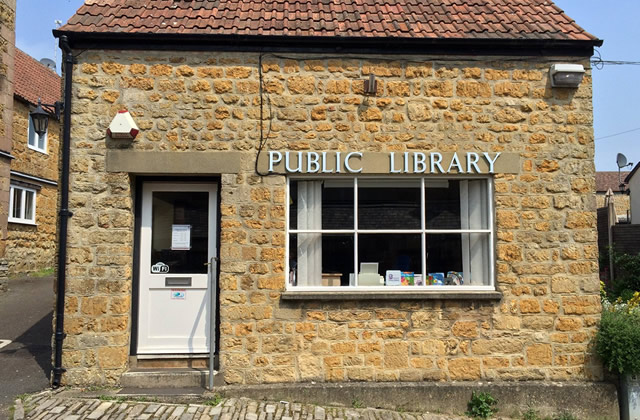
[358,180,421,230]
[12,188,22,218]
[24,190,35,221]
[289,180,354,230]
[358,233,422,285]
[37,133,46,151]
[425,179,488,230]
[425,179,460,229]
[151,191,208,274]
[425,233,490,286]
[289,233,354,286]
[28,119,36,147]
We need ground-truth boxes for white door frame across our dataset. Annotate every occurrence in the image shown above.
[137,182,218,355]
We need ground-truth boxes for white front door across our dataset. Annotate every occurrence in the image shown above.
[138,182,217,354]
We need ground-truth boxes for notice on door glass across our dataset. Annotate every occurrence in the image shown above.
[171,224,191,250]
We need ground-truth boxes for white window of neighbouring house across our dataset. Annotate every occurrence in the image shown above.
[9,185,37,225]
[287,177,494,290]
[27,116,47,153]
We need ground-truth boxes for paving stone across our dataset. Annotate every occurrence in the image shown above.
[168,406,186,420]
[87,401,113,419]
[315,406,326,420]
[209,406,222,416]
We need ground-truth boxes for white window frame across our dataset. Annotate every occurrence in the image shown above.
[27,116,48,154]
[8,184,37,225]
[285,176,495,292]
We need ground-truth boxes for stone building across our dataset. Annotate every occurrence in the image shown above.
[0,0,16,290]
[626,164,640,225]
[6,49,61,274]
[595,171,630,221]
[53,0,608,404]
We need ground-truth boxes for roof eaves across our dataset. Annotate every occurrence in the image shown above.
[52,29,602,55]
[624,163,640,184]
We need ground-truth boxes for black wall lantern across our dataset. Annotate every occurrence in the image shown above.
[29,98,63,137]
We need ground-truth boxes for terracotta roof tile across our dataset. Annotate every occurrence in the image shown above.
[596,171,630,193]
[59,0,599,42]
[13,49,62,108]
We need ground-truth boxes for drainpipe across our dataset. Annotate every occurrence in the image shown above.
[52,35,74,388]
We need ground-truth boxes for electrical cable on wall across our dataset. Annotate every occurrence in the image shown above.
[253,50,633,176]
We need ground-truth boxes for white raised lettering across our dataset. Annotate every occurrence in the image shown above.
[430,152,444,173]
[345,152,363,173]
[390,152,401,173]
[466,152,480,173]
[268,151,282,172]
[414,152,426,173]
[483,152,501,173]
[403,152,410,173]
[321,152,332,173]
[307,152,320,173]
[285,152,303,173]
[335,152,342,173]
[447,152,464,173]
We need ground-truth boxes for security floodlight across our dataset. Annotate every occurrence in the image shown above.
[549,64,585,88]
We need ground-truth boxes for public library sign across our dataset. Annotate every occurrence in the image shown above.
[263,151,519,175]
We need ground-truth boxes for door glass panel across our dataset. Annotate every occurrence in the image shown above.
[151,191,208,274]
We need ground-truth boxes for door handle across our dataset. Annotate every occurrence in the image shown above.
[204,257,219,266]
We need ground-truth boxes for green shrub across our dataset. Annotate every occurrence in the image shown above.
[596,309,640,374]
[466,391,498,419]
[522,408,541,420]
[603,249,640,299]
[552,412,577,420]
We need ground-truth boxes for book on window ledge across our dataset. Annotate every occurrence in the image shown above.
[446,271,463,285]
[415,274,424,286]
[428,272,445,285]
[401,272,414,286]
[385,270,401,286]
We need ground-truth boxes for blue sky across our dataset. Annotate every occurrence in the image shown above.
[15,0,640,172]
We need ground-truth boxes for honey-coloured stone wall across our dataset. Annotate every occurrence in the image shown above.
[0,0,16,269]
[60,50,601,386]
[5,99,60,274]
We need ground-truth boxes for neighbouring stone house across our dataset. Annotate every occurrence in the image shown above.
[53,0,607,398]
[596,170,630,221]
[625,164,640,225]
[0,0,16,290]
[5,49,61,274]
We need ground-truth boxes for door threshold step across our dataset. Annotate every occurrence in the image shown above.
[118,387,205,397]
[121,369,222,389]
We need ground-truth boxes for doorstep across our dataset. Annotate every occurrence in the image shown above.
[121,368,224,389]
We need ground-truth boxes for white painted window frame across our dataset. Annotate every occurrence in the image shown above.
[8,184,37,225]
[27,116,48,154]
[285,176,495,292]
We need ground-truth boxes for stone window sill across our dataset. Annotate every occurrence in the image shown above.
[281,290,503,301]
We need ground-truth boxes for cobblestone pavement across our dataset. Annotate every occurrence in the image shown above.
[13,390,478,420]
